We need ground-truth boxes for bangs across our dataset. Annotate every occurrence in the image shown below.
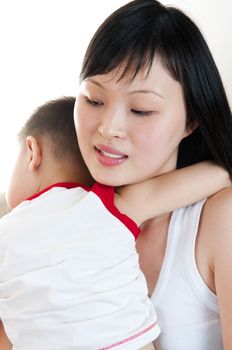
[80,36,158,82]
[80,0,166,82]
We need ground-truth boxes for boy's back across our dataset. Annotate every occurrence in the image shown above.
[0,182,159,349]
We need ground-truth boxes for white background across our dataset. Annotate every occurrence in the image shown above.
[0,0,231,192]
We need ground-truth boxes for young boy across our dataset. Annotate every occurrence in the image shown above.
[0,97,230,350]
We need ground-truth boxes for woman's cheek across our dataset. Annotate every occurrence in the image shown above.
[75,103,89,136]
[79,111,95,140]
[75,108,98,161]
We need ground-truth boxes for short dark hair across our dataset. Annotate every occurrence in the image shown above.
[18,96,82,163]
[81,0,232,174]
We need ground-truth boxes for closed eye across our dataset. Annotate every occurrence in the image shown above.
[85,97,103,107]
[131,109,153,117]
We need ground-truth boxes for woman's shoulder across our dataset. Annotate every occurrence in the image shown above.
[200,187,232,235]
[195,188,232,294]
[203,187,232,222]
[198,188,232,262]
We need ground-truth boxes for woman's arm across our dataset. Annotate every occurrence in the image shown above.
[200,188,232,350]
[116,161,231,225]
[0,321,12,350]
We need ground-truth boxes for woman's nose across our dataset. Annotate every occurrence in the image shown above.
[98,109,127,139]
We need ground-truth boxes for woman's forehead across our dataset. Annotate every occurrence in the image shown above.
[83,58,182,99]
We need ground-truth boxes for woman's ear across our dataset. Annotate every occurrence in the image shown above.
[25,136,42,172]
[184,119,199,138]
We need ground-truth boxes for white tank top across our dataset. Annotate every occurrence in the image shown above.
[151,200,223,350]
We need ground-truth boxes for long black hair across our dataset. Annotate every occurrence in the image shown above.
[80,0,232,173]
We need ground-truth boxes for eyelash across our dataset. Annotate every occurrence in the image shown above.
[85,97,103,107]
[131,109,153,117]
[84,97,153,116]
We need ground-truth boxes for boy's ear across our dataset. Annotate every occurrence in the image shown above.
[25,136,42,172]
[184,119,199,138]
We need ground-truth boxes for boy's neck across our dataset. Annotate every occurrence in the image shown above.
[37,162,94,193]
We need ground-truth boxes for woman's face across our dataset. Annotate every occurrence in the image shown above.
[74,57,191,186]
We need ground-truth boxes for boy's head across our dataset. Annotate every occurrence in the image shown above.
[7,96,93,209]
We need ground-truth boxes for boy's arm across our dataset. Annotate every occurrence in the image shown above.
[116,161,231,225]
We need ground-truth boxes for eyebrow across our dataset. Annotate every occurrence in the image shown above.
[86,78,165,99]
[129,89,164,99]
[86,78,106,90]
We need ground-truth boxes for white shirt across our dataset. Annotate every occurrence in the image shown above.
[0,183,160,349]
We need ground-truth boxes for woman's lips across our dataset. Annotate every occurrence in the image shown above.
[95,144,127,166]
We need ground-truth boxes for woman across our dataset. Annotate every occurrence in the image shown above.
[0,0,231,348]
[74,0,232,349]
